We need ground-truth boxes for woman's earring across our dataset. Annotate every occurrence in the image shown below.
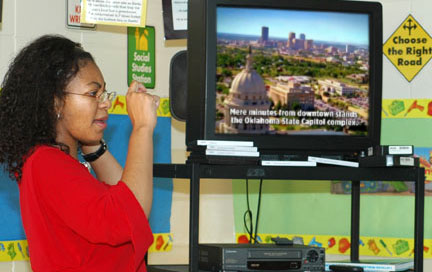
[57,113,61,120]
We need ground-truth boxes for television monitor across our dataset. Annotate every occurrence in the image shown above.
[186,0,382,157]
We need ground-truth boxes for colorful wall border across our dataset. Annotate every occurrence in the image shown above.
[382,98,432,119]
[0,233,175,261]
[0,240,28,261]
[236,233,431,258]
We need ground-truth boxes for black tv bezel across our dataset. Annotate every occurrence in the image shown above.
[186,0,382,156]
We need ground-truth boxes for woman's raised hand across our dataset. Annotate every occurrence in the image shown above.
[126,80,160,130]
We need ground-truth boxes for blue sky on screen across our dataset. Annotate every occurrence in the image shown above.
[217,7,369,46]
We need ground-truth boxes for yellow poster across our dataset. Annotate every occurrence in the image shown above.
[383,15,432,82]
[81,0,147,27]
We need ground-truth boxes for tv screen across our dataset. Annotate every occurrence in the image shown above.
[187,0,382,156]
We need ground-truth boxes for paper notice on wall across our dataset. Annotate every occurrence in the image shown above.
[67,0,95,29]
[171,0,187,31]
[81,0,147,27]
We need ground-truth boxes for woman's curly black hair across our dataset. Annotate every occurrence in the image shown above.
[0,35,94,182]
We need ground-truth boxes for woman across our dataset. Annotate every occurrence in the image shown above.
[0,35,159,271]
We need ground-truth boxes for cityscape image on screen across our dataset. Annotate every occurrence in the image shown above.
[215,6,371,137]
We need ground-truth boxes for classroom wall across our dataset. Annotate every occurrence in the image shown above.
[0,0,431,271]
[0,0,235,270]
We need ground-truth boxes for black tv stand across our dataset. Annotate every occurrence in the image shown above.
[152,163,425,272]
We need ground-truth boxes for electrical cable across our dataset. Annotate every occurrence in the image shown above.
[243,179,254,244]
[243,179,264,244]
[253,179,263,244]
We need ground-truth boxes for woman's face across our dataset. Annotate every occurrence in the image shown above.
[55,61,111,151]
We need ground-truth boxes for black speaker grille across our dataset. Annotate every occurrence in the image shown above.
[169,50,188,121]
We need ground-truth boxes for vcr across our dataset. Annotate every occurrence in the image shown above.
[198,243,325,272]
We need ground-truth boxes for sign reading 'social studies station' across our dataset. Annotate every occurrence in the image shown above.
[383,15,432,82]
[127,26,155,88]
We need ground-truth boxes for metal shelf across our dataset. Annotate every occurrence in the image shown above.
[153,163,425,272]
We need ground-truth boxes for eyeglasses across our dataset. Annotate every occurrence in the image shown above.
[65,90,116,103]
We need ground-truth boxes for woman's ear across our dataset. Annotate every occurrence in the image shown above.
[54,97,64,119]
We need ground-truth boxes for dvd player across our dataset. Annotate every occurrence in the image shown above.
[199,243,325,272]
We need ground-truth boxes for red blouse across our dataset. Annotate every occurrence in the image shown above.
[19,146,154,272]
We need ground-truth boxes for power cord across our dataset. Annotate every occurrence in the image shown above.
[254,179,263,244]
[243,179,254,244]
[243,179,264,244]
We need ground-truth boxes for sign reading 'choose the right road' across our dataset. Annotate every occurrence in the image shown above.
[383,15,432,82]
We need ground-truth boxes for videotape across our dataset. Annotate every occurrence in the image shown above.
[198,243,325,272]
[359,155,419,167]
[366,145,413,157]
